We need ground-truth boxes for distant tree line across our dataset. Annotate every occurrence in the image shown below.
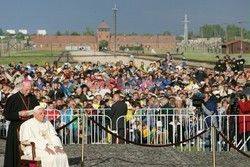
[189,24,250,42]
[116,24,250,42]
[0,28,30,42]
[0,28,4,36]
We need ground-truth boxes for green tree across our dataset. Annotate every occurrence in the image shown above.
[83,27,95,36]
[127,32,138,36]
[244,30,250,40]
[188,31,194,39]
[99,40,108,51]
[0,28,4,36]
[213,24,225,38]
[162,31,171,36]
[200,24,213,38]
[226,24,241,41]
[70,32,80,36]
[56,31,62,36]
[199,24,225,39]
[16,32,25,40]
[64,31,70,35]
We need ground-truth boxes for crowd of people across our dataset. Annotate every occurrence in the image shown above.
[0,53,249,151]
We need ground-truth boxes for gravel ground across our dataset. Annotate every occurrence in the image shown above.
[0,140,249,167]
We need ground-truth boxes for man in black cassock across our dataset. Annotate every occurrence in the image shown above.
[3,79,39,167]
[106,93,127,144]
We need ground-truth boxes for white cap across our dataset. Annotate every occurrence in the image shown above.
[34,106,45,111]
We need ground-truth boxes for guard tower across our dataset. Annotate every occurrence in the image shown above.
[97,21,110,50]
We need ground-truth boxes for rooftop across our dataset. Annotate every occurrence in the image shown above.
[223,39,250,45]
[98,21,109,29]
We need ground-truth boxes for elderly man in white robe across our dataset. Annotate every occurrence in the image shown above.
[20,106,69,167]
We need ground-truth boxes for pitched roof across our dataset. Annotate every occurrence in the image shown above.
[223,39,250,46]
[98,21,109,29]
[224,39,242,45]
[31,35,97,43]
[110,35,176,44]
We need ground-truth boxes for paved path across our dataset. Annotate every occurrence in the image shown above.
[70,144,249,167]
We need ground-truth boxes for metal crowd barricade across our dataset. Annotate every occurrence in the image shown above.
[116,109,206,151]
[0,109,8,137]
[1,107,249,152]
[45,108,112,144]
[204,114,250,152]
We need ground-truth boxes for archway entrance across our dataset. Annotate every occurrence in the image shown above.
[99,40,108,51]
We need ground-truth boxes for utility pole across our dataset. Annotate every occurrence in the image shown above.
[238,21,244,55]
[224,23,228,42]
[224,23,229,54]
[0,38,2,57]
[50,41,53,56]
[112,3,118,53]
[182,14,190,50]
[201,27,203,38]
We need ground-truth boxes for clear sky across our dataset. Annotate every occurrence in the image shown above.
[0,0,249,35]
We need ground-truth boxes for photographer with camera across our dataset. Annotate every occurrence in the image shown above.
[238,94,250,151]
[226,85,243,146]
[201,92,218,151]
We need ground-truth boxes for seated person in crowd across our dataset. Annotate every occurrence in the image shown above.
[20,106,69,167]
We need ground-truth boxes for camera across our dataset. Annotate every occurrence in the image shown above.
[229,93,241,105]
[229,93,242,114]
[192,93,205,108]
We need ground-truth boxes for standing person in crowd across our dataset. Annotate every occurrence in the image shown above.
[60,80,72,98]
[214,56,221,72]
[137,61,147,72]
[106,93,127,144]
[3,79,39,167]
[238,94,250,151]
[236,55,245,72]
[201,92,218,151]
[59,104,72,144]
[195,66,207,83]
[48,81,64,101]
[0,83,4,103]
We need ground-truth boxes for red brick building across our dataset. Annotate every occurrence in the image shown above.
[110,35,176,51]
[222,39,250,54]
[31,35,97,50]
[31,21,176,51]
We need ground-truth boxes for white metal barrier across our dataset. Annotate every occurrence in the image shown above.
[115,113,206,151]
[204,115,250,152]
[45,108,112,144]
[0,109,8,137]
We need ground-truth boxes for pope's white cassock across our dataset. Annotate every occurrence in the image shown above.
[20,117,69,167]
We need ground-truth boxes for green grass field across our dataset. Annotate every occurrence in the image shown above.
[181,49,250,64]
[0,50,62,57]
[0,50,63,66]
[128,49,250,65]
